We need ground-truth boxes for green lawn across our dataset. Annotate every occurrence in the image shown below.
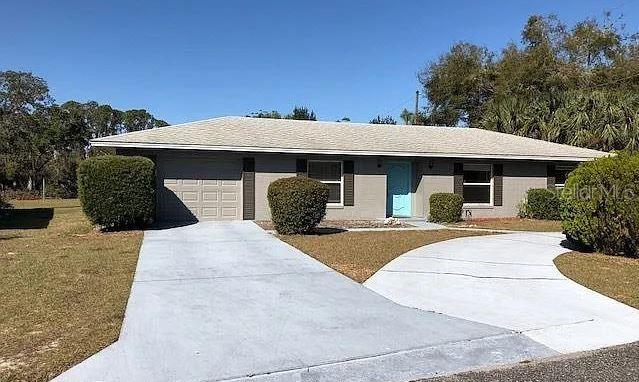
[0,199,142,382]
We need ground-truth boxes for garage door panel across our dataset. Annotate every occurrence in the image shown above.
[181,191,200,202]
[158,157,242,221]
[202,192,219,202]
[201,207,219,218]
[181,179,199,186]
[221,206,238,218]
[202,179,219,186]
[221,192,238,201]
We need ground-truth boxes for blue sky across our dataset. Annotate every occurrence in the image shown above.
[3,1,637,124]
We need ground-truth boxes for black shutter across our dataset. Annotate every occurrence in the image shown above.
[343,160,354,206]
[547,164,556,189]
[296,159,307,177]
[493,164,503,206]
[242,158,255,220]
[453,163,464,196]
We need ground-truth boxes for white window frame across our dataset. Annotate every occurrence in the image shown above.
[308,160,344,206]
[554,165,573,188]
[462,163,494,207]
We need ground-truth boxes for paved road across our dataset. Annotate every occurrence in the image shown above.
[424,341,639,382]
[53,222,552,382]
[365,232,639,354]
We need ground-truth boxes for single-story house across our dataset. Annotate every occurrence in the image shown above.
[91,116,608,222]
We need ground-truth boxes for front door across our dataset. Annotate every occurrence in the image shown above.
[386,162,411,217]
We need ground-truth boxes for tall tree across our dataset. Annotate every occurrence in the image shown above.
[0,70,169,194]
[0,71,53,189]
[418,43,494,126]
[285,106,316,121]
[418,12,639,152]
[249,106,318,121]
[122,109,168,132]
[369,115,397,125]
[400,108,413,125]
[80,101,124,137]
[247,110,282,119]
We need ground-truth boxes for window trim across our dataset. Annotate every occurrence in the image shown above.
[308,160,344,206]
[554,165,573,188]
[462,163,494,207]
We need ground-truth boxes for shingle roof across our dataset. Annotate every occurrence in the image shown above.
[91,116,608,161]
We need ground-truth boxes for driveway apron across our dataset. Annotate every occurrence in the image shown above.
[53,222,553,382]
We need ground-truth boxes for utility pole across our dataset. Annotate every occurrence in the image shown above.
[413,90,419,125]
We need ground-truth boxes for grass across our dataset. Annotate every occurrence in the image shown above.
[0,199,142,382]
[555,251,639,309]
[279,230,492,283]
[450,217,563,232]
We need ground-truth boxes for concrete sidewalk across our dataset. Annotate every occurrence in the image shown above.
[53,222,552,382]
[365,232,639,354]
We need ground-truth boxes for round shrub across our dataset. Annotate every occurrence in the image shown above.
[561,153,639,257]
[267,177,329,234]
[429,193,463,222]
[78,155,155,229]
[519,188,561,220]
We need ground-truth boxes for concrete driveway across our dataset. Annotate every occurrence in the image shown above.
[365,232,639,354]
[53,222,552,382]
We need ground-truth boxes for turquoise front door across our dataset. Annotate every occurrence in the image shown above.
[386,162,411,217]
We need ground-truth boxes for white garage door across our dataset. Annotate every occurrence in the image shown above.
[157,155,242,221]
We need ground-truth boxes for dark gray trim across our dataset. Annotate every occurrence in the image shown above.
[343,160,354,206]
[242,158,255,220]
[453,162,463,196]
[547,164,556,189]
[493,164,503,206]
[296,158,307,177]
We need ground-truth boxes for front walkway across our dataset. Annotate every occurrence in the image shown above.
[53,222,552,382]
[365,232,639,354]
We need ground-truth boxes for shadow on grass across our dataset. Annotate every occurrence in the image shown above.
[308,227,348,236]
[560,238,594,253]
[0,208,54,230]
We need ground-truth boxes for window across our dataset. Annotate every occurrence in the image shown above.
[308,160,343,204]
[463,164,492,205]
[554,165,574,188]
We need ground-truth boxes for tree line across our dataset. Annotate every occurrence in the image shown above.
[3,11,635,199]
[0,71,168,197]
[417,12,639,152]
[249,107,398,125]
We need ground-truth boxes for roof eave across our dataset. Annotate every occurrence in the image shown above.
[90,141,606,162]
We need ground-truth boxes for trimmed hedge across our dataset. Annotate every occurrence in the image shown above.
[267,177,329,234]
[429,193,463,222]
[519,188,561,220]
[561,153,639,257]
[78,155,155,229]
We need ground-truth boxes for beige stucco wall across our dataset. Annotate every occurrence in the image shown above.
[418,159,549,219]
[254,154,386,220]
[487,161,548,218]
[418,158,455,218]
[115,148,569,221]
